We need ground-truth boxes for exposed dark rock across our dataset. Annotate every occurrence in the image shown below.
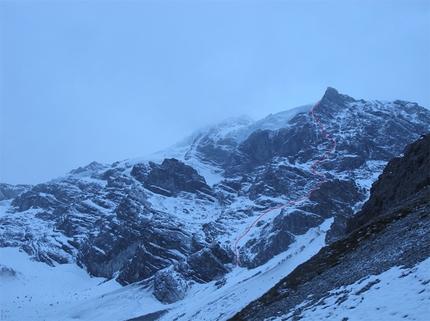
[21,242,70,266]
[117,243,175,285]
[112,210,194,285]
[0,264,18,277]
[248,163,311,200]
[273,210,324,235]
[124,309,168,321]
[239,231,295,269]
[186,247,230,283]
[230,124,318,175]
[306,179,367,243]
[107,174,136,189]
[130,163,150,184]
[184,116,253,167]
[202,221,228,244]
[346,133,430,234]
[11,190,60,212]
[79,237,141,279]
[238,210,325,268]
[132,158,216,199]
[153,269,189,303]
[209,242,233,265]
[194,134,236,166]
[229,133,430,321]
[69,161,107,175]
[114,189,149,222]
[0,183,32,201]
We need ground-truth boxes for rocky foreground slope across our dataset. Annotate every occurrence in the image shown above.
[230,133,430,321]
[1,88,429,306]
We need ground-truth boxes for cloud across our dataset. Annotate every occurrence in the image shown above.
[0,1,428,184]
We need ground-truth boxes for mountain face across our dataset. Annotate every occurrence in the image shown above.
[1,87,429,307]
[230,133,430,321]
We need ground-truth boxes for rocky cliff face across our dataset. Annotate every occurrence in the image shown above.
[230,133,430,321]
[346,133,430,233]
[0,87,429,304]
[0,183,32,201]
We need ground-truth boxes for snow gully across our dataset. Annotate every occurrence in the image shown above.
[233,99,336,267]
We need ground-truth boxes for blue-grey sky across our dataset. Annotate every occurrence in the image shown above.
[1,1,429,185]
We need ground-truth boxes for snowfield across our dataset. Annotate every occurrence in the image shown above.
[1,219,332,321]
[2,223,429,321]
[270,257,430,321]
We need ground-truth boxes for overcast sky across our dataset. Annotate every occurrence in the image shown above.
[1,1,429,185]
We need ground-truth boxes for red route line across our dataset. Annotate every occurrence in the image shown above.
[233,99,335,267]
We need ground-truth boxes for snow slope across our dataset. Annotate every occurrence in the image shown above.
[2,217,429,321]
[0,219,332,321]
[0,247,122,321]
[270,257,430,321]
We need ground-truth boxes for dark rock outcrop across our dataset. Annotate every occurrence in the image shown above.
[0,183,32,201]
[153,269,189,303]
[346,133,430,233]
[230,133,430,321]
[185,246,230,283]
[132,158,216,200]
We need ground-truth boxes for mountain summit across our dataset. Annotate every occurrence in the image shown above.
[1,87,429,320]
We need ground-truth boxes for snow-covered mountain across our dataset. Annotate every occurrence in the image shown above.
[231,132,430,321]
[1,87,429,321]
